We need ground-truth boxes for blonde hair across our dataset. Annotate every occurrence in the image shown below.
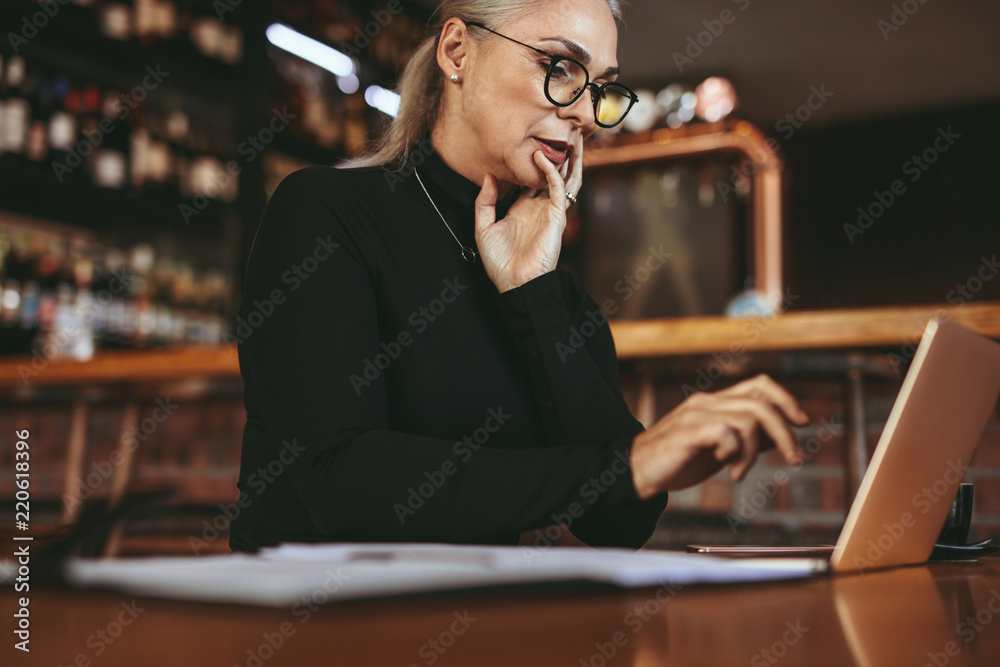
[342,0,627,170]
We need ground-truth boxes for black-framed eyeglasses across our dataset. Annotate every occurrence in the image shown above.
[465,21,638,128]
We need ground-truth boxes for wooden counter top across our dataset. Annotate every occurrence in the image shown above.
[1,301,997,386]
[7,558,1000,666]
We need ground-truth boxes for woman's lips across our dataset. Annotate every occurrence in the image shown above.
[533,137,569,165]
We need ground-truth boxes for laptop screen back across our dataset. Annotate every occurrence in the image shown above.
[830,317,1000,574]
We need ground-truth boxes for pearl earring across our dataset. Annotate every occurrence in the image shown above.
[450,73,459,82]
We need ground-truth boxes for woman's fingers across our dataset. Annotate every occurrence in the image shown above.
[714,396,803,466]
[635,376,811,495]
[717,374,811,426]
[474,172,499,240]
[566,133,584,198]
[531,149,567,212]
[704,410,763,481]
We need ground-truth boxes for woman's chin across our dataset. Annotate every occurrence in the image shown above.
[517,167,548,191]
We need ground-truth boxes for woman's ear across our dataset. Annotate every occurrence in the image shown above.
[436,18,472,81]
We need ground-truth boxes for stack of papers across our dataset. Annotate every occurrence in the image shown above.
[62,543,826,606]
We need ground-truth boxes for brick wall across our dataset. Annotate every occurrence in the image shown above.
[621,371,1000,548]
[0,391,245,534]
[3,369,999,550]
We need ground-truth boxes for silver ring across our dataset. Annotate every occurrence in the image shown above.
[565,191,578,206]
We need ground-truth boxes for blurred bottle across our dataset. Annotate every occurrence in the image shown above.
[91,87,129,189]
[25,67,48,163]
[2,55,30,160]
[98,1,134,41]
[130,243,156,347]
[48,74,78,168]
[0,53,5,158]
[70,238,96,360]
[0,229,28,354]
[150,253,174,347]
[44,237,78,359]
[88,240,112,350]
[102,245,128,349]
[33,237,62,357]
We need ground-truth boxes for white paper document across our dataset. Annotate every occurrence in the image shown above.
[63,543,827,607]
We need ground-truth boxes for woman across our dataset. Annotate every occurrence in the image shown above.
[229,0,809,552]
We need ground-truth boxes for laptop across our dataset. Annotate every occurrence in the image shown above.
[687,316,1000,574]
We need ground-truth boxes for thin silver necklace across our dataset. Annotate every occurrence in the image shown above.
[413,167,478,263]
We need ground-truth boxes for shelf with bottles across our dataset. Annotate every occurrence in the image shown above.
[0,214,235,360]
[2,0,246,93]
[0,48,248,232]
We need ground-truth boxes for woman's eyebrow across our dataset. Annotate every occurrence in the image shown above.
[538,36,620,78]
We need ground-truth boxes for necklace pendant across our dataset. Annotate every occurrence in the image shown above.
[461,247,478,263]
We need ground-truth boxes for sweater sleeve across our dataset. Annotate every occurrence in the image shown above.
[239,166,655,545]
[492,268,670,548]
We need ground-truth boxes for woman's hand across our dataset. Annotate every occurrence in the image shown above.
[474,133,584,293]
[629,374,812,500]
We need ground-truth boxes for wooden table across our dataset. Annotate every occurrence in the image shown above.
[7,558,1000,666]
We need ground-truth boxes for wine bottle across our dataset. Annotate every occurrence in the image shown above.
[103,245,127,349]
[48,237,77,360]
[70,238,95,360]
[131,243,155,347]
[92,87,128,189]
[33,237,61,356]
[89,241,110,350]
[25,68,48,163]
[48,73,78,169]
[99,1,133,41]
[0,229,24,355]
[2,55,30,159]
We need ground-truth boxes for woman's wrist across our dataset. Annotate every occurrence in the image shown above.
[629,431,659,502]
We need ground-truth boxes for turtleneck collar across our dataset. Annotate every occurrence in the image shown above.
[397,131,523,234]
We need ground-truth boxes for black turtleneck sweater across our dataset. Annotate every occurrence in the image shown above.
[229,140,670,552]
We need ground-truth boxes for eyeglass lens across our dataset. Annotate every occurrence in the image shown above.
[546,59,632,126]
